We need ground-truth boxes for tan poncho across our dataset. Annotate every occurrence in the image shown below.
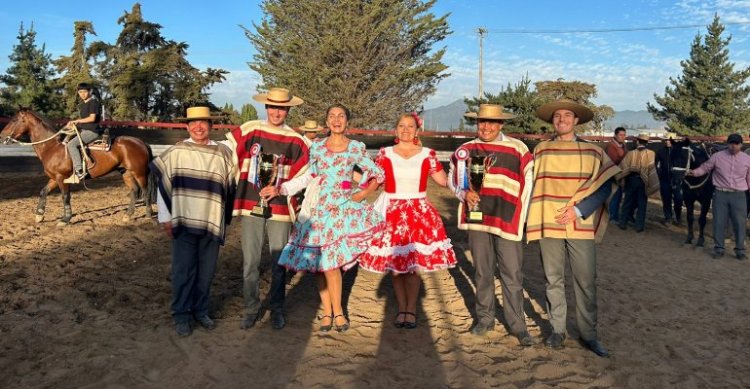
[526,140,620,243]
[617,147,660,195]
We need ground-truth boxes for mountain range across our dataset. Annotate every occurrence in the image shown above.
[421,99,665,132]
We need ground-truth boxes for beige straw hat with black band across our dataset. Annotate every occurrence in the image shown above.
[175,106,224,121]
[464,104,516,120]
[300,120,323,132]
[536,99,594,124]
[253,87,304,106]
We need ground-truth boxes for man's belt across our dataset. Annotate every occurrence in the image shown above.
[715,187,744,193]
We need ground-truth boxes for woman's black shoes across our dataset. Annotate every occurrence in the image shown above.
[333,314,350,333]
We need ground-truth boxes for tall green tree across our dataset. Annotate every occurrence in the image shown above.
[464,74,544,133]
[0,23,63,117]
[239,103,258,123]
[647,15,750,136]
[54,21,97,116]
[89,3,227,121]
[246,0,450,128]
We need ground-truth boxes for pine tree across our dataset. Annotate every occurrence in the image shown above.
[54,21,97,116]
[648,15,750,136]
[89,3,227,120]
[239,103,258,123]
[246,0,450,128]
[0,23,63,117]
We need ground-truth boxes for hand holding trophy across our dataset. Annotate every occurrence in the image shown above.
[251,151,281,219]
[467,154,495,222]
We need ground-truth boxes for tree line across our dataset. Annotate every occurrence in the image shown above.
[1,2,748,136]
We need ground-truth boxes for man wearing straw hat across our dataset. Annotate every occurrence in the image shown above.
[300,119,323,141]
[527,99,620,357]
[617,133,658,232]
[151,106,236,337]
[447,104,537,347]
[225,87,310,330]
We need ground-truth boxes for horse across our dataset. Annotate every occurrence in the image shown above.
[0,108,153,225]
[671,139,715,246]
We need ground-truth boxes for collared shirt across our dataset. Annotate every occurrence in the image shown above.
[690,149,750,191]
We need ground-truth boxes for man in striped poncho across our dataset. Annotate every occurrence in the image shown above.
[527,99,620,357]
[151,106,236,337]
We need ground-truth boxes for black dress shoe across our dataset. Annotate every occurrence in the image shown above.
[582,338,610,357]
[514,331,538,347]
[737,253,747,261]
[711,251,724,259]
[271,311,286,330]
[470,322,495,336]
[195,315,216,331]
[175,322,192,337]
[544,332,566,349]
[240,311,261,330]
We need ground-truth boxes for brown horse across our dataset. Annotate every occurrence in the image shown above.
[0,108,153,225]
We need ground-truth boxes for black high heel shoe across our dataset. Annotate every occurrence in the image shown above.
[402,312,417,329]
[333,314,350,333]
[318,314,333,332]
[394,311,408,328]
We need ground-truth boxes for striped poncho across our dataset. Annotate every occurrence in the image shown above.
[526,140,620,243]
[225,120,310,222]
[151,141,236,243]
[448,134,534,241]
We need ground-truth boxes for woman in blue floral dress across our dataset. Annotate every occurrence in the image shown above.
[268,104,384,332]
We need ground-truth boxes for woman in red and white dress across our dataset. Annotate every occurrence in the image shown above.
[359,112,457,329]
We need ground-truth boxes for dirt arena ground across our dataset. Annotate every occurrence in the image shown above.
[1,173,748,388]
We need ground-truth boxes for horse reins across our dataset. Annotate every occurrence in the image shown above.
[673,145,711,190]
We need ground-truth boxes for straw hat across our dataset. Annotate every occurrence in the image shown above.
[464,104,516,120]
[637,133,650,142]
[252,87,304,106]
[300,120,323,132]
[175,106,224,121]
[536,99,594,124]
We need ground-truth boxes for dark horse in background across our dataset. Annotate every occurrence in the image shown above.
[671,138,716,246]
[0,108,153,225]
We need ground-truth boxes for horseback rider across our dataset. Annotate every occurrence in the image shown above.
[65,82,102,180]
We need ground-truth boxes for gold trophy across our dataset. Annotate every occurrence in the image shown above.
[251,152,280,219]
[467,155,495,222]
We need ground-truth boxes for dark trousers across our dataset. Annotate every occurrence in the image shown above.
[712,190,746,255]
[608,186,623,223]
[621,174,647,230]
[171,232,220,324]
[539,238,598,341]
[241,216,290,314]
[659,177,683,221]
[468,230,527,334]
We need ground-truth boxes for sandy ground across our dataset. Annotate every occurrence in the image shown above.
[1,172,749,389]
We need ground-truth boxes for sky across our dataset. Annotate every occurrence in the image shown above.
[1,0,750,115]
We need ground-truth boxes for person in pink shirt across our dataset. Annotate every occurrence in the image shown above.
[687,133,750,260]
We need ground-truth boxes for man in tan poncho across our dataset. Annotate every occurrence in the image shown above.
[617,133,659,232]
[527,99,620,358]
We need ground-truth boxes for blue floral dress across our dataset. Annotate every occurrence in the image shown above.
[278,139,385,272]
